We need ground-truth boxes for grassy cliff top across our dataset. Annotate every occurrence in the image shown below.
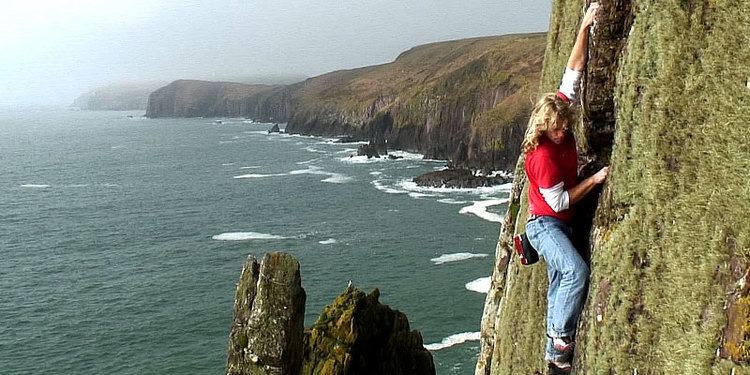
[294,33,546,113]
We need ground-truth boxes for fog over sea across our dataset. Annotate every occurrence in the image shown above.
[1,108,511,374]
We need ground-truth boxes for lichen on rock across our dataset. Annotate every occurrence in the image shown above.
[477,0,750,374]
[302,287,435,375]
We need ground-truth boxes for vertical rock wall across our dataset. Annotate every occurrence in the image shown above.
[227,253,306,375]
[477,0,750,374]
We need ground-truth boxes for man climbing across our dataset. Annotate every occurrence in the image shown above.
[520,2,608,373]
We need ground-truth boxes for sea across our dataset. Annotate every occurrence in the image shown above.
[0,108,511,374]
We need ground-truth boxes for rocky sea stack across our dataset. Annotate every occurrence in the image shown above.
[303,287,434,375]
[226,252,434,375]
[413,168,511,189]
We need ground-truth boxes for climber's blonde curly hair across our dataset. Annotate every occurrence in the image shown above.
[522,93,577,154]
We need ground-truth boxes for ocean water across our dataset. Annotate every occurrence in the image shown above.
[0,108,510,374]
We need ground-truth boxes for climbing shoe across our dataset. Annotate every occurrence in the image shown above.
[551,336,575,352]
[547,360,572,374]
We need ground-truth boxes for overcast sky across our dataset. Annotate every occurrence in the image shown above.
[1,0,551,106]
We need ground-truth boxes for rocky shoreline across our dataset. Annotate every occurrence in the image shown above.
[413,168,511,189]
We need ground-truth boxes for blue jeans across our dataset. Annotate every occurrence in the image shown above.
[526,216,589,362]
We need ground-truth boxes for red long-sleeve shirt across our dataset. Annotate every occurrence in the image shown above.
[525,136,578,223]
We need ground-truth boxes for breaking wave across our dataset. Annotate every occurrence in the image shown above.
[424,332,481,351]
[458,199,509,223]
[212,232,288,241]
[465,277,491,294]
[431,253,489,265]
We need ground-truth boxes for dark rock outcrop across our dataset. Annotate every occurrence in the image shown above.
[335,136,364,143]
[302,287,435,375]
[356,140,387,159]
[356,143,380,159]
[268,124,280,133]
[413,168,511,189]
[226,252,435,375]
[227,253,306,375]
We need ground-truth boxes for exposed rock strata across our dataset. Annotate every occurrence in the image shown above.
[477,1,750,374]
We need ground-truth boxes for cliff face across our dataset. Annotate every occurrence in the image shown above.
[145,80,293,121]
[72,82,165,110]
[286,34,545,171]
[477,1,750,374]
[145,34,545,171]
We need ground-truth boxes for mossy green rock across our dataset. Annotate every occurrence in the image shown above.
[226,254,434,375]
[301,287,435,375]
[226,252,306,375]
[477,1,750,374]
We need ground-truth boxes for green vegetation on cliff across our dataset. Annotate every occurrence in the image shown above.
[288,33,546,170]
[145,34,545,170]
[479,1,750,374]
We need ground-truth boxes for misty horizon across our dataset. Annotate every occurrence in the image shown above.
[2,1,551,106]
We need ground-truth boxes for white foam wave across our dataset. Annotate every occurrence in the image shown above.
[458,199,509,223]
[339,150,434,164]
[465,277,491,294]
[437,198,467,205]
[318,238,338,245]
[295,159,319,165]
[318,140,369,145]
[340,155,384,164]
[335,148,358,154]
[212,232,287,241]
[322,174,353,184]
[397,180,513,195]
[369,171,383,176]
[221,163,235,166]
[239,166,262,170]
[233,173,287,179]
[424,332,481,351]
[234,166,350,184]
[431,253,489,265]
[288,166,327,175]
[304,146,327,154]
[21,184,50,188]
[372,180,408,194]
